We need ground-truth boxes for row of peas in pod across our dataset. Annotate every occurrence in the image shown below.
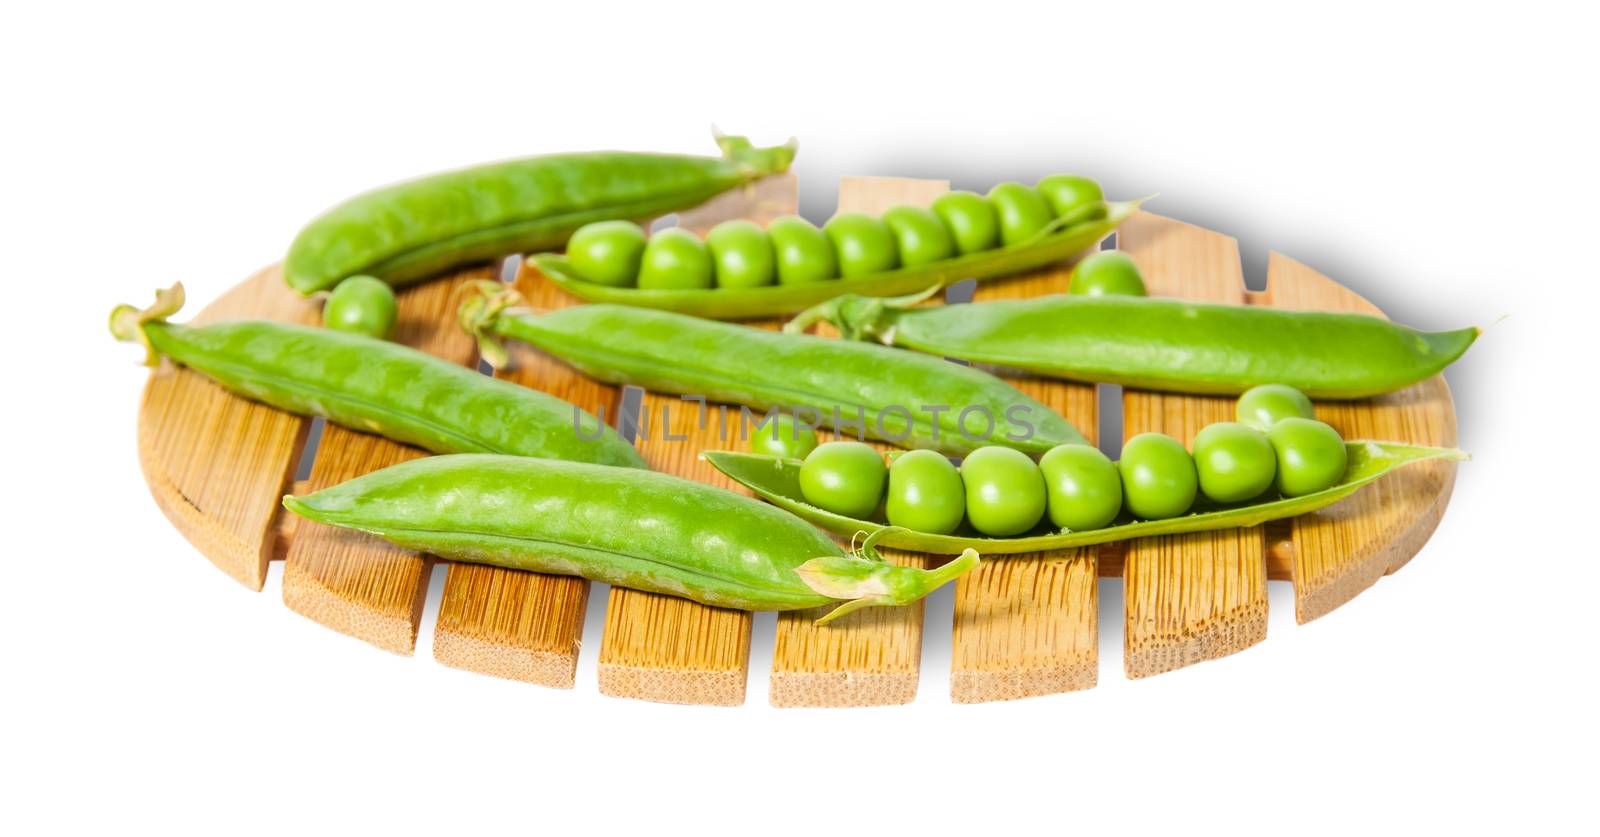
[754,384,1349,537]
[561,175,1112,290]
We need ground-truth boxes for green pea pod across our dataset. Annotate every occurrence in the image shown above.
[790,291,1479,399]
[110,284,645,468]
[533,199,1144,319]
[703,442,1468,554]
[459,282,1089,456]
[284,134,798,294]
[282,454,980,624]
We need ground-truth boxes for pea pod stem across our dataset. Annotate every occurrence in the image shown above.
[282,455,980,623]
[111,283,645,468]
[702,442,1468,554]
[791,291,1480,399]
[459,284,1090,456]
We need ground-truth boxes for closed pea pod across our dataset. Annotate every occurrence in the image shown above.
[285,135,796,294]
[109,284,645,469]
[283,455,979,625]
[767,215,838,284]
[795,292,1479,399]
[462,283,1088,456]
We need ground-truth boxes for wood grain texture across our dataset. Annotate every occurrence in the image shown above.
[1118,213,1269,678]
[595,173,797,705]
[432,263,617,686]
[282,270,486,654]
[1256,252,1458,622]
[952,268,1103,701]
[765,176,948,707]
[135,265,317,589]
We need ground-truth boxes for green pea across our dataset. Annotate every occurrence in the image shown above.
[566,220,647,287]
[706,219,776,288]
[767,216,837,284]
[799,441,886,518]
[1068,251,1147,297]
[749,414,818,460]
[886,449,966,535]
[323,275,397,340]
[882,206,955,267]
[986,182,1054,246]
[1118,433,1198,520]
[930,191,1000,254]
[1268,418,1348,497]
[1036,174,1106,220]
[824,213,899,278]
[959,446,1047,536]
[637,227,713,290]
[1191,422,1276,503]
[1237,384,1316,430]
[1038,443,1122,531]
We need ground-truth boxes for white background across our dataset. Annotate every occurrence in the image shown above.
[5,1,1596,833]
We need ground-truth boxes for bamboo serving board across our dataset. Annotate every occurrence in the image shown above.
[132,174,1458,704]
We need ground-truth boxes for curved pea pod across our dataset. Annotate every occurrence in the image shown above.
[792,291,1480,399]
[533,199,1143,320]
[459,282,1089,456]
[109,284,645,468]
[282,454,980,624]
[284,134,798,294]
[703,442,1468,555]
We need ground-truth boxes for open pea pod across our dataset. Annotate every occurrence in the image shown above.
[702,442,1466,555]
[532,199,1143,320]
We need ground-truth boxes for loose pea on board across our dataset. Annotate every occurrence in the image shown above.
[882,206,956,267]
[1269,417,1350,497]
[886,449,966,535]
[1036,174,1107,220]
[638,227,714,290]
[1119,432,1199,520]
[749,413,819,459]
[1191,421,1277,503]
[1237,383,1317,430]
[767,215,838,284]
[799,441,887,519]
[930,191,1001,254]
[322,275,397,339]
[960,446,1047,536]
[1039,443,1123,531]
[825,213,900,278]
[987,182,1055,246]
[566,220,648,287]
[1068,251,1147,297]
[706,219,776,288]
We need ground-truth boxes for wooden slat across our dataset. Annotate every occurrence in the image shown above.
[767,176,949,707]
[1118,212,1269,678]
[1256,252,1458,622]
[950,266,1102,702]
[431,261,620,686]
[596,173,797,705]
[135,265,317,589]
[282,270,486,654]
